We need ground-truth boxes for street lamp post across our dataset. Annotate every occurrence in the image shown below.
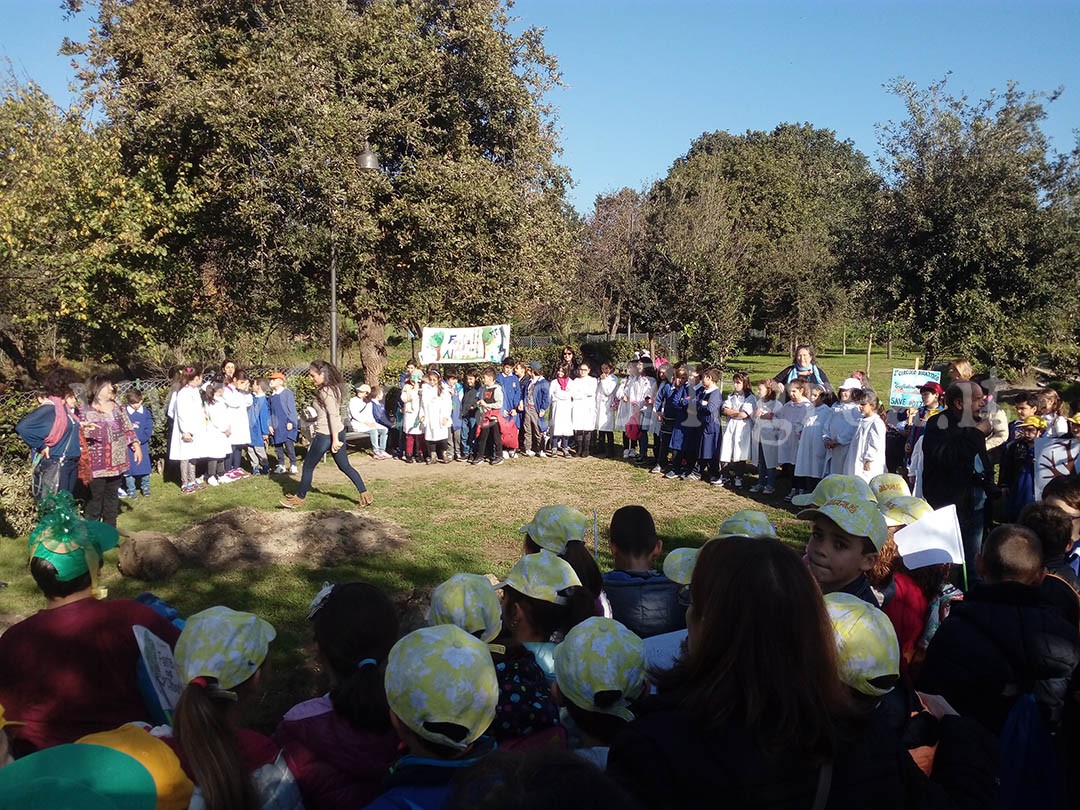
[329,142,381,368]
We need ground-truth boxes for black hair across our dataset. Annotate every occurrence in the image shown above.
[30,556,92,599]
[42,368,79,399]
[1043,476,1080,511]
[560,541,603,599]
[312,582,399,733]
[503,586,594,641]
[1019,502,1073,559]
[561,698,630,745]
[84,374,114,404]
[980,524,1044,585]
[1014,392,1040,409]
[609,506,659,557]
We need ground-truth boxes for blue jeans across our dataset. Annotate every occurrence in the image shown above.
[297,430,367,499]
[462,417,476,455]
[368,426,388,453]
[124,474,151,497]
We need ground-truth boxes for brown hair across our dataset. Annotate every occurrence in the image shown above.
[1043,476,1080,511]
[868,537,950,601]
[503,585,594,641]
[787,379,810,397]
[731,371,750,393]
[174,680,258,810]
[1036,389,1063,418]
[755,379,777,401]
[654,537,849,761]
[125,389,144,406]
[948,358,973,380]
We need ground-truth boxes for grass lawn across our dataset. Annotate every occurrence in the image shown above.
[0,448,812,733]
[726,346,923,398]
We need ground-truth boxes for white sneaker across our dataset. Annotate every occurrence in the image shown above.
[525,449,536,457]
[763,485,776,495]
[628,449,639,459]
[502,451,510,460]
[290,465,299,474]
[206,476,220,486]
[537,451,547,458]
[622,449,631,458]
[273,465,285,474]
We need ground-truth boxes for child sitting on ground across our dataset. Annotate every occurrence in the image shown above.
[275,582,401,810]
[428,574,560,747]
[552,617,645,769]
[602,505,686,638]
[368,625,498,810]
[798,494,888,606]
[519,505,609,619]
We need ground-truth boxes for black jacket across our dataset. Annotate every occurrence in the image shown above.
[602,571,688,638]
[606,689,997,810]
[917,581,1080,734]
[921,410,990,523]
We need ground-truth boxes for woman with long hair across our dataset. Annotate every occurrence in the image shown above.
[280,360,372,508]
[607,536,995,809]
[80,374,140,525]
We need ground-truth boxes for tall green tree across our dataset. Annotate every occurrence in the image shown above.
[64,0,573,379]
[577,187,648,337]
[856,77,1079,371]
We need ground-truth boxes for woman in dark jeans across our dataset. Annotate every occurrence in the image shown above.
[280,360,373,509]
[80,375,140,526]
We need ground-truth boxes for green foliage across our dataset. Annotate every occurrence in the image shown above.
[287,371,316,414]
[0,459,36,536]
[0,396,38,464]
[856,77,1080,371]
[1047,346,1080,380]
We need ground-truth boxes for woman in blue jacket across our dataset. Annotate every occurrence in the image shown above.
[15,371,81,498]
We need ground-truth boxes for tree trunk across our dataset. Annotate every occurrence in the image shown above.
[0,328,38,382]
[886,323,893,360]
[842,324,847,356]
[357,310,388,385]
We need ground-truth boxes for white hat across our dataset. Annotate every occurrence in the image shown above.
[840,377,864,390]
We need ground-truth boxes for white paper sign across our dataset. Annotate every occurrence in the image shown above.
[893,504,966,569]
[134,625,184,714]
[643,629,688,675]
[1034,437,1080,501]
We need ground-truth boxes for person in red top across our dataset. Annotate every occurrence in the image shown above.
[0,493,181,757]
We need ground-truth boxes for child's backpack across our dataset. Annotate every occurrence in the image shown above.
[498,413,519,450]
[998,690,1060,810]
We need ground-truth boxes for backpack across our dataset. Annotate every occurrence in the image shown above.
[998,691,1061,810]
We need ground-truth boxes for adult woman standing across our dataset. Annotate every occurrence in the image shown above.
[774,344,832,392]
[280,360,373,509]
[80,375,141,525]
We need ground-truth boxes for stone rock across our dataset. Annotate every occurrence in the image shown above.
[118,531,181,582]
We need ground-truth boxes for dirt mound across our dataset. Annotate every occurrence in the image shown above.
[173,507,409,571]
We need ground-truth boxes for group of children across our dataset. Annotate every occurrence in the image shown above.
[13,471,1080,807]
[167,361,301,494]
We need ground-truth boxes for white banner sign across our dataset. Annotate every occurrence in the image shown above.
[418,324,510,365]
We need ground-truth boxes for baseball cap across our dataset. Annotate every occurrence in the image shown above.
[713,509,778,540]
[662,547,699,586]
[1019,415,1048,431]
[384,625,498,751]
[356,383,371,394]
[792,474,876,508]
[878,495,934,528]
[918,381,944,396]
[797,497,888,551]
[825,593,900,697]
[268,371,287,381]
[839,377,863,390]
[519,505,588,554]
[0,743,157,810]
[529,361,543,372]
[495,549,582,604]
[77,725,194,810]
[28,492,120,593]
[869,473,911,503]
[174,606,276,690]
[429,573,503,644]
[554,617,645,722]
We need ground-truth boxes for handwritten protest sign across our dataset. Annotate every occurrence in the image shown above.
[134,625,184,720]
[889,368,942,409]
[418,324,510,365]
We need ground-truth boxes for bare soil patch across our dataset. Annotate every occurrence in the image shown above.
[172,507,410,571]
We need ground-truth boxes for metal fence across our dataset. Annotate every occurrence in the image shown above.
[516,332,680,355]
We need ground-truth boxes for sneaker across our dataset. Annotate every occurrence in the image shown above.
[438,457,450,464]
[453,456,464,462]
[469,457,483,465]
[279,494,305,509]
[525,449,536,457]
[628,449,639,459]
[687,470,701,481]
[650,465,663,474]
[206,476,220,486]
[622,449,631,458]
[734,477,743,488]
[537,451,547,458]
[289,465,299,474]
[118,489,131,499]
[502,451,510,460]
[405,456,415,464]
[784,490,796,502]
[273,465,286,474]
[491,457,505,466]
[181,484,196,494]
[763,485,776,495]
[250,468,263,476]
[748,483,763,493]
[664,470,679,479]
[710,478,726,487]
[509,450,518,458]
[192,481,207,490]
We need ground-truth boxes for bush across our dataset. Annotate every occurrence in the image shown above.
[0,459,37,537]
[1047,346,1080,380]
[0,395,39,464]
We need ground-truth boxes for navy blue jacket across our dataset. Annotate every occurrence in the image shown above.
[269,388,299,442]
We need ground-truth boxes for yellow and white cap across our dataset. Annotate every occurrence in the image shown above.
[519,505,589,554]
[384,625,498,751]
[713,509,778,540]
[662,547,699,586]
[175,606,276,690]
[1019,415,1048,431]
[825,592,900,697]
[792,474,877,508]
[429,573,503,644]
[878,495,934,528]
[869,473,911,502]
[554,617,645,722]
[797,497,888,551]
[495,548,582,604]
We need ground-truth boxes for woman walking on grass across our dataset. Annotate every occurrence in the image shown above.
[280,360,373,509]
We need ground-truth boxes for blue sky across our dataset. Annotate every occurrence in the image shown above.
[3,0,1078,213]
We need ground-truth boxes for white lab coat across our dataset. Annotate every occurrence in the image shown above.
[794,403,830,480]
[421,384,453,442]
[843,414,887,483]
[550,382,574,437]
[222,384,253,446]
[168,386,207,461]
[719,393,756,463]
[595,374,620,432]
[569,375,599,432]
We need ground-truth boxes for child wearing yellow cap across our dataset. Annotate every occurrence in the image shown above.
[798,497,887,607]
[1001,414,1045,522]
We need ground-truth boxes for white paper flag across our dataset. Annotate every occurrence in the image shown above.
[893,504,966,569]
